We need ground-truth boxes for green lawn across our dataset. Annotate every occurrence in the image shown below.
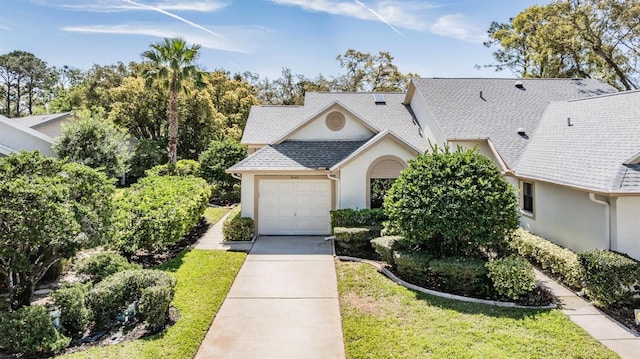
[337,261,619,359]
[204,206,232,225]
[62,250,246,359]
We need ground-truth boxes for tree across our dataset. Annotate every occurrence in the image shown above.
[334,49,416,92]
[198,139,247,203]
[53,108,132,179]
[0,151,114,309]
[384,145,520,259]
[0,51,51,116]
[141,38,206,164]
[483,0,640,90]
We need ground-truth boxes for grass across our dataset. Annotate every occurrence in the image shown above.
[337,261,619,359]
[62,250,246,359]
[204,206,232,225]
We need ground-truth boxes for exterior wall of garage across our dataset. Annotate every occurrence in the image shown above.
[612,196,640,260]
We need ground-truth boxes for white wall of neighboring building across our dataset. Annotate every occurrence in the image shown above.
[519,181,608,253]
[0,118,55,157]
[288,110,375,141]
[612,196,640,259]
[339,137,416,209]
[33,121,65,138]
[408,91,446,145]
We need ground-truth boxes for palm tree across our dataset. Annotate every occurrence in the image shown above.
[141,37,205,164]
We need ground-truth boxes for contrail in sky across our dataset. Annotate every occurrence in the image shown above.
[122,0,226,39]
[354,0,404,36]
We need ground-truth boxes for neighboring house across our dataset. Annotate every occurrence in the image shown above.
[229,78,640,260]
[9,112,72,138]
[0,114,55,157]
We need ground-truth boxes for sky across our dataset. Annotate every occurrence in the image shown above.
[0,0,549,80]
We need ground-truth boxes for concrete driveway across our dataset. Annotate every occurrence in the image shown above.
[195,236,346,359]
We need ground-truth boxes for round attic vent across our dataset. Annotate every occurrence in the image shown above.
[326,111,345,131]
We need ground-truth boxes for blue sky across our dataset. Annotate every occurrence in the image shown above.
[0,1,548,80]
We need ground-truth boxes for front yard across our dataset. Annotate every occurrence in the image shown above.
[337,261,618,359]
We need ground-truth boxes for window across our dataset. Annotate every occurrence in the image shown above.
[522,181,534,214]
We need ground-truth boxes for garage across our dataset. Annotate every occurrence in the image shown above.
[258,179,332,235]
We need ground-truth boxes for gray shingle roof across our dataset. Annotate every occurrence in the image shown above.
[515,90,640,193]
[241,92,428,151]
[412,78,617,168]
[228,140,368,171]
[11,112,70,128]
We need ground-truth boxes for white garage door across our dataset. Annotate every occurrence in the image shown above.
[258,179,331,235]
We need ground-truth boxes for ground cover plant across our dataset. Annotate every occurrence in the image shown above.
[337,261,618,359]
[204,206,232,225]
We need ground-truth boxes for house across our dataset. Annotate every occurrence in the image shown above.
[0,114,56,157]
[228,78,640,260]
[9,112,72,138]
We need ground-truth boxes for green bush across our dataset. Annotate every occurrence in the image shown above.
[578,250,640,306]
[510,229,584,289]
[112,175,211,254]
[51,283,92,337]
[330,208,387,228]
[371,236,403,266]
[198,139,246,203]
[384,145,519,258]
[86,269,176,329]
[0,305,70,356]
[128,138,168,178]
[429,257,492,297]
[74,252,142,283]
[222,207,254,241]
[333,227,378,258]
[145,159,200,177]
[486,255,536,301]
[393,250,433,286]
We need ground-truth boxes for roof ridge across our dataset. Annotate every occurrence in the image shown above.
[563,89,640,103]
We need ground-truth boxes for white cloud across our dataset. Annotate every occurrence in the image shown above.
[430,14,487,43]
[61,23,268,53]
[29,0,228,12]
[0,25,10,30]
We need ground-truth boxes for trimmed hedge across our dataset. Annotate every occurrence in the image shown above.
[330,208,387,228]
[334,227,378,258]
[371,236,403,267]
[145,159,201,177]
[86,269,176,329]
[578,250,640,306]
[0,305,70,356]
[486,255,536,301]
[51,283,92,338]
[429,257,492,298]
[510,229,584,289]
[74,252,141,283]
[393,250,433,287]
[222,207,254,241]
[113,175,211,254]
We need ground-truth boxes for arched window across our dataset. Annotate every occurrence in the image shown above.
[367,156,406,209]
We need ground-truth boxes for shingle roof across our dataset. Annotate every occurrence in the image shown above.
[228,140,368,171]
[241,92,427,151]
[515,90,640,193]
[11,112,71,128]
[412,78,617,168]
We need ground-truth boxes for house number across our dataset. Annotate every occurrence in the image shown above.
[290,176,299,179]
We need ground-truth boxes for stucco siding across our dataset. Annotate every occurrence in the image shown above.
[409,92,445,145]
[289,111,374,141]
[240,173,255,218]
[614,196,640,259]
[33,121,65,138]
[0,119,55,157]
[339,138,415,209]
[520,181,608,253]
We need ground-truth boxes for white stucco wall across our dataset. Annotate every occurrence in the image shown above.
[408,91,446,145]
[339,137,416,209]
[613,196,640,259]
[519,181,608,253]
[0,118,55,156]
[33,121,65,138]
[289,111,374,141]
[240,173,255,218]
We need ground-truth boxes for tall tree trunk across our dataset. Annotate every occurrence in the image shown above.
[167,78,178,164]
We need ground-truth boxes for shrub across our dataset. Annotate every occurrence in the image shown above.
[145,159,200,177]
[393,250,433,286]
[222,207,254,241]
[510,229,584,289]
[384,145,519,258]
[578,250,640,306]
[112,175,211,254]
[128,138,168,178]
[330,208,387,228]
[198,139,247,203]
[0,305,70,356]
[486,255,536,301]
[429,257,492,297]
[333,227,378,258]
[86,269,176,329]
[51,283,92,337]
[74,252,142,283]
[371,236,403,266]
